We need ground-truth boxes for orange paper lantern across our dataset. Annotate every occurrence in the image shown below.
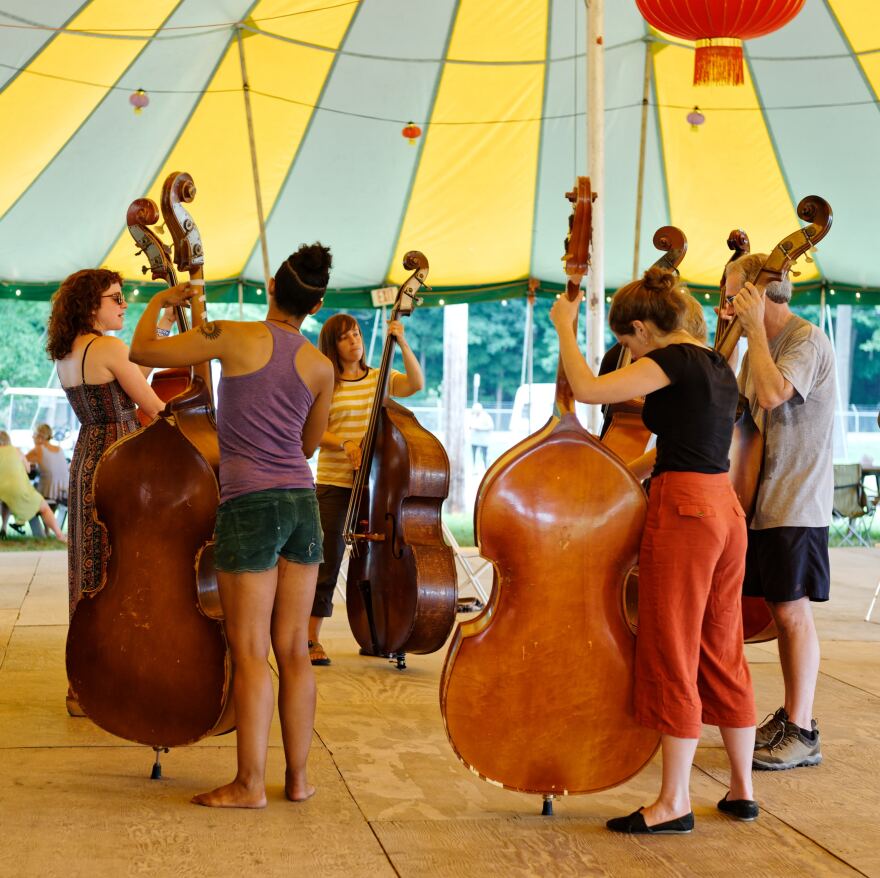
[401,122,422,145]
[635,0,805,86]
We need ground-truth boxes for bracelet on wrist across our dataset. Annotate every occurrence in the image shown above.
[156,327,171,337]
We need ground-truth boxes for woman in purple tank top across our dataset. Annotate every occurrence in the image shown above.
[130,244,335,809]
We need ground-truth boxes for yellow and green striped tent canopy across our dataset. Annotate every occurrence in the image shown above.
[1,0,877,307]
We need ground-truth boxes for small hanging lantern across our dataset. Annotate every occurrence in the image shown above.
[686,106,705,131]
[635,0,806,86]
[129,88,150,114]
[401,121,422,145]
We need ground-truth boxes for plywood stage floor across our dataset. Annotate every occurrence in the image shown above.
[1,547,878,877]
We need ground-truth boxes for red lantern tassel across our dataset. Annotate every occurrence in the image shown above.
[694,39,744,86]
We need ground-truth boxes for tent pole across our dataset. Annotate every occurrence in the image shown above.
[237,281,244,320]
[586,0,605,433]
[632,38,652,280]
[236,26,272,288]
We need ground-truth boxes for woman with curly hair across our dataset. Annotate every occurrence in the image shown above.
[47,268,170,715]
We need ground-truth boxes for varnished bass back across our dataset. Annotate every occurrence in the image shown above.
[440,178,659,797]
[67,379,230,746]
[441,416,657,794]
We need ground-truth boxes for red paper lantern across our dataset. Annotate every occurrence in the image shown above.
[635,0,805,86]
[401,122,422,145]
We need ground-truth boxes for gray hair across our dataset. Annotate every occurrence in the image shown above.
[725,253,792,304]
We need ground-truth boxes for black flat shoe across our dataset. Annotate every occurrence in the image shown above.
[606,807,694,835]
[717,793,759,821]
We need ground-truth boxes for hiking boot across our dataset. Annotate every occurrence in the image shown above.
[753,721,822,771]
[755,707,788,749]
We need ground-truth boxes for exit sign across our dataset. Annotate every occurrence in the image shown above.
[370,286,398,308]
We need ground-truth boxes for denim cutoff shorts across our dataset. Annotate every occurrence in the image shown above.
[214,488,324,573]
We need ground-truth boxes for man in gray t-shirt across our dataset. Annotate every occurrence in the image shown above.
[724,253,835,774]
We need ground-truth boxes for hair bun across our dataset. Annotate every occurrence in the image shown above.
[290,242,332,287]
[641,266,677,294]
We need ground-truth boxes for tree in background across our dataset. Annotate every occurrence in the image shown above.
[0,302,53,389]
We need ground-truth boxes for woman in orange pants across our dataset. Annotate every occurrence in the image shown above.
[550,267,756,835]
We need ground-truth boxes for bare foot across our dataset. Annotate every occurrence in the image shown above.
[191,781,267,809]
[285,769,316,803]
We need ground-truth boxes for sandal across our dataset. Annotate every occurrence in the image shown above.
[308,640,331,666]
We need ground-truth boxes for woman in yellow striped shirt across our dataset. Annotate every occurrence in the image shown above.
[308,314,424,664]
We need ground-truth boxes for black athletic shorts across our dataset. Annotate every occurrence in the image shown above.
[742,526,830,603]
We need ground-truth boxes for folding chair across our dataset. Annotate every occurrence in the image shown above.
[832,463,874,548]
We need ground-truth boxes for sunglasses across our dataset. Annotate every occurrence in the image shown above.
[102,291,126,306]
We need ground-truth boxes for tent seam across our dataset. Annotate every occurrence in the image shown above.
[236,0,366,280]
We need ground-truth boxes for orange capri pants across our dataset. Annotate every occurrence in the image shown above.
[634,471,755,739]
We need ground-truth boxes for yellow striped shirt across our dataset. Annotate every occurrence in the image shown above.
[316,368,402,488]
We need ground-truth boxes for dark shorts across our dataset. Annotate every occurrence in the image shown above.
[742,526,830,603]
[214,488,324,574]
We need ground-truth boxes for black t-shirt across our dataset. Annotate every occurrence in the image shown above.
[641,344,738,475]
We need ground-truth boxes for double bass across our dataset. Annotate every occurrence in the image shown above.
[66,172,232,774]
[715,198,833,641]
[343,252,457,670]
[601,225,688,473]
[440,179,658,812]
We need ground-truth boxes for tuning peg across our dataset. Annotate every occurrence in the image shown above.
[791,269,802,277]
[141,265,149,275]
[805,255,814,263]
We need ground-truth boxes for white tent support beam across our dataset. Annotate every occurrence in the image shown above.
[586,0,605,433]
[632,38,652,280]
[442,302,469,513]
[236,25,271,289]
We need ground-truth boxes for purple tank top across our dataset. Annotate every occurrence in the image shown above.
[217,322,315,502]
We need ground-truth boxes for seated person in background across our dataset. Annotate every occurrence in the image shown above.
[0,431,67,541]
[27,424,70,505]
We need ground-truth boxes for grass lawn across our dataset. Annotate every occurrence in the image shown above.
[0,533,66,552]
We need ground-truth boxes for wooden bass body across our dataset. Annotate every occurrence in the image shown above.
[440,413,659,795]
[66,378,233,747]
[346,399,457,658]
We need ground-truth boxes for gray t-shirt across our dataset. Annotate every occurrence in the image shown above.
[738,315,835,530]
